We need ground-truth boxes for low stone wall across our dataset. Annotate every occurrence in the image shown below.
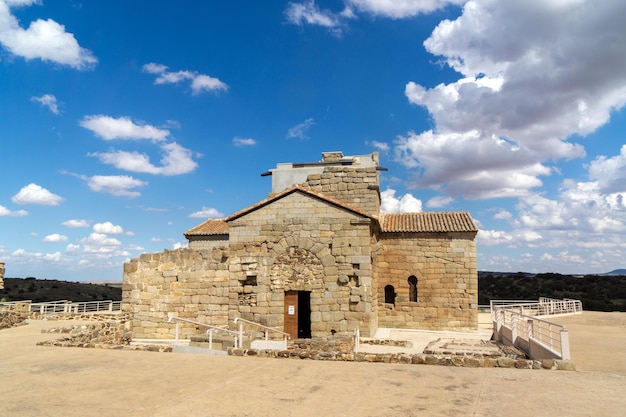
[228,347,575,370]
[0,311,28,330]
[36,319,172,352]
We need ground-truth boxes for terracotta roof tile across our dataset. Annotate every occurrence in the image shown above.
[184,218,229,236]
[379,212,477,233]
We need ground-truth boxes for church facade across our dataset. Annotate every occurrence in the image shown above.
[122,152,478,339]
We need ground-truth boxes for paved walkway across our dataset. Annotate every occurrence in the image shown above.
[0,311,625,417]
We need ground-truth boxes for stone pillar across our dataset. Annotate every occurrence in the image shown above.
[0,261,4,290]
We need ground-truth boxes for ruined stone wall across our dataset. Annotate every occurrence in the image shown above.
[227,192,376,337]
[0,261,5,290]
[123,192,378,340]
[374,232,478,331]
[123,248,231,339]
[301,166,380,216]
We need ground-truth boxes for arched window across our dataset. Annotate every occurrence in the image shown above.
[408,276,418,302]
[384,285,396,305]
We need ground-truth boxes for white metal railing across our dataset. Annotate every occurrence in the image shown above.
[0,300,32,311]
[491,298,581,360]
[168,315,239,349]
[27,300,122,316]
[233,317,290,349]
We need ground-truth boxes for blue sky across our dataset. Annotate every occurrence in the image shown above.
[1,0,625,282]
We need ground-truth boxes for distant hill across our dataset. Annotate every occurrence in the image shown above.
[0,278,122,303]
[479,271,626,312]
[604,269,626,275]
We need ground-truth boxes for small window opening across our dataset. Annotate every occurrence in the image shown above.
[243,275,257,286]
[408,276,418,302]
[384,285,396,305]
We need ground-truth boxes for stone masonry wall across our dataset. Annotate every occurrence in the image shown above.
[375,232,478,331]
[123,191,378,340]
[0,261,5,290]
[123,248,231,339]
[227,192,376,337]
[300,166,380,216]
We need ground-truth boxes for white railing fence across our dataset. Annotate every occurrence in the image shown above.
[491,298,581,360]
[167,315,239,349]
[233,317,290,349]
[0,300,122,316]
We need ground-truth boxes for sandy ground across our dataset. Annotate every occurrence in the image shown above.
[0,311,624,417]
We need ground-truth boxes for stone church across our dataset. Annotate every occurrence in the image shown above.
[123,151,478,340]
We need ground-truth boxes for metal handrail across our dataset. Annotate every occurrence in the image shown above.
[167,315,239,347]
[233,317,290,348]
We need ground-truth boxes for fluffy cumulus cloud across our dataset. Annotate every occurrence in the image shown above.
[189,207,224,219]
[42,233,68,243]
[31,94,60,114]
[0,0,97,69]
[396,0,626,199]
[89,142,198,176]
[80,115,170,141]
[79,233,121,255]
[142,63,228,94]
[62,219,90,228]
[93,222,124,235]
[380,188,422,213]
[85,175,147,198]
[12,183,63,205]
[0,204,28,216]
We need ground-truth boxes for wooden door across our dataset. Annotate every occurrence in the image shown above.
[284,291,298,339]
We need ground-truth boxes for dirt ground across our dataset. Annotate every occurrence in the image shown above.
[0,311,624,417]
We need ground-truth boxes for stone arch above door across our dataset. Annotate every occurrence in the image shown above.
[268,237,333,291]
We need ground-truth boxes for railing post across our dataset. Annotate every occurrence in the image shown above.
[208,330,213,351]
[560,330,571,360]
[108,301,113,312]
[175,322,180,344]
[239,322,243,348]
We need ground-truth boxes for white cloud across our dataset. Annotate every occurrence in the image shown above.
[90,142,198,176]
[426,195,453,208]
[0,0,97,69]
[367,141,389,152]
[395,0,626,200]
[189,207,224,219]
[62,219,90,228]
[394,130,550,199]
[65,243,81,255]
[11,248,62,262]
[0,204,28,216]
[31,94,60,114]
[284,1,343,29]
[12,183,63,205]
[588,144,626,194]
[80,115,170,141]
[494,210,512,221]
[86,175,147,198]
[79,232,121,254]
[286,118,315,140]
[42,233,68,243]
[380,188,422,212]
[93,222,124,235]
[142,62,228,94]
[346,0,464,18]
[233,137,257,147]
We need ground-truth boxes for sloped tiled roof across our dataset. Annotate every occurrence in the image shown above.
[378,212,477,233]
[184,218,229,236]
